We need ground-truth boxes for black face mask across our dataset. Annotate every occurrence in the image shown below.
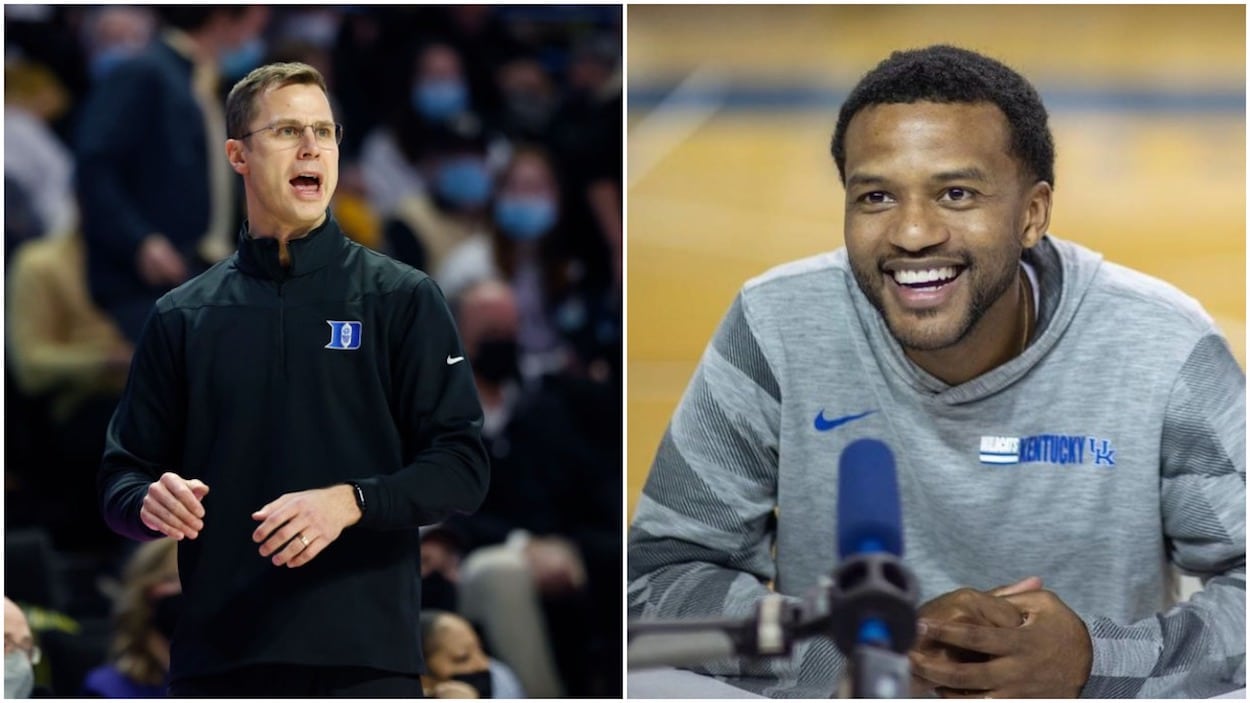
[473,338,520,385]
[151,592,183,640]
[452,669,492,698]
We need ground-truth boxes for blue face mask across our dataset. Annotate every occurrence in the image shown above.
[90,45,139,81]
[436,158,492,208]
[413,79,468,122]
[220,37,265,81]
[494,196,556,241]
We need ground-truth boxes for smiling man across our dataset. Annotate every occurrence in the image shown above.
[627,46,1245,698]
[98,62,490,696]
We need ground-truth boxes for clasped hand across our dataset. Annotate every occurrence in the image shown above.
[142,473,362,568]
[908,576,1093,698]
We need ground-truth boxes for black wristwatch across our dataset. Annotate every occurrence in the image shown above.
[346,481,367,516]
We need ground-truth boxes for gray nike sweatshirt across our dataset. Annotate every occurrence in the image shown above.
[628,235,1245,698]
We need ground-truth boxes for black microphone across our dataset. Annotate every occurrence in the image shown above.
[829,438,920,698]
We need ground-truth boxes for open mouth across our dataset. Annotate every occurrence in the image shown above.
[890,266,964,292]
[290,173,322,198]
[884,264,966,311]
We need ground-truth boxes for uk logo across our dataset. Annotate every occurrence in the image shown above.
[325,321,362,350]
[1089,438,1117,466]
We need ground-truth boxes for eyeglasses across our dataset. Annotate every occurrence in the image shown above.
[4,637,41,666]
[238,120,344,149]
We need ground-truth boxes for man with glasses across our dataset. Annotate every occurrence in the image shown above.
[4,597,42,698]
[98,62,490,696]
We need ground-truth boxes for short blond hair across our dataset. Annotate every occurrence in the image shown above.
[225,61,329,139]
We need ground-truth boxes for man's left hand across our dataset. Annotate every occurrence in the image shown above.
[909,589,1093,698]
[252,485,363,568]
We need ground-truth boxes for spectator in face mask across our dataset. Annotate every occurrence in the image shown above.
[488,145,567,377]
[81,539,180,697]
[4,597,44,698]
[80,6,156,82]
[75,6,270,343]
[360,41,473,222]
[492,56,558,144]
[447,144,618,382]
[443,279,621,697]
[411,42,471,124]
[380,118,499,295]
[430,141,494,216]
[419,610,525,699]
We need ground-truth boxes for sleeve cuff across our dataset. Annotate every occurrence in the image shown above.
[1077,614,1105,697]
[350,476,383,529]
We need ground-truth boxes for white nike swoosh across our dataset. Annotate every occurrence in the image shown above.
[446,355,465,365]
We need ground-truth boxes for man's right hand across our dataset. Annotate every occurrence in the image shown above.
[141,472,209,540]
[137,234,189,287]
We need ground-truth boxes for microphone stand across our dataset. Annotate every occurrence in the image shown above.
[825,552,920,699]
[627,553,920,699]
[627,593,801,669]
[841,647,911,699]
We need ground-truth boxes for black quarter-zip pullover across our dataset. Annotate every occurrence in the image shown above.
[99,214,489,681]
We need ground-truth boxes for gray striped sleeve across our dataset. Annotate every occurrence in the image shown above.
[1081,334,1246,698]
[713,293,781,402]
[628,292,804,683]
[630,293,782,588]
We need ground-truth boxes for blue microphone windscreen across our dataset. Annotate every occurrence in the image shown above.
[837,438,903,559]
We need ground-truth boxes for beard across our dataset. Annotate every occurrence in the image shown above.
[850,243,1022,352]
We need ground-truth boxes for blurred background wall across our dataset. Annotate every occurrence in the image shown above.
[626,4,1246,518]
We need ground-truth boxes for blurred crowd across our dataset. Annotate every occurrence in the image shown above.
[4,5,621,698]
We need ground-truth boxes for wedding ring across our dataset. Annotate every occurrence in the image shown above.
[299,534,310,547]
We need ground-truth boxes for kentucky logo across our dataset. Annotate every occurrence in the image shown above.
[325,321,362,350]
[979,434,1117,467]
[1088,438,1117,466]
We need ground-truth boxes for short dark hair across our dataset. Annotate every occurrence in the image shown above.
[831,45,1055,188]
[225,62,329,140]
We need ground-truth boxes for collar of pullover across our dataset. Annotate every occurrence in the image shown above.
[235,213,343,281]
